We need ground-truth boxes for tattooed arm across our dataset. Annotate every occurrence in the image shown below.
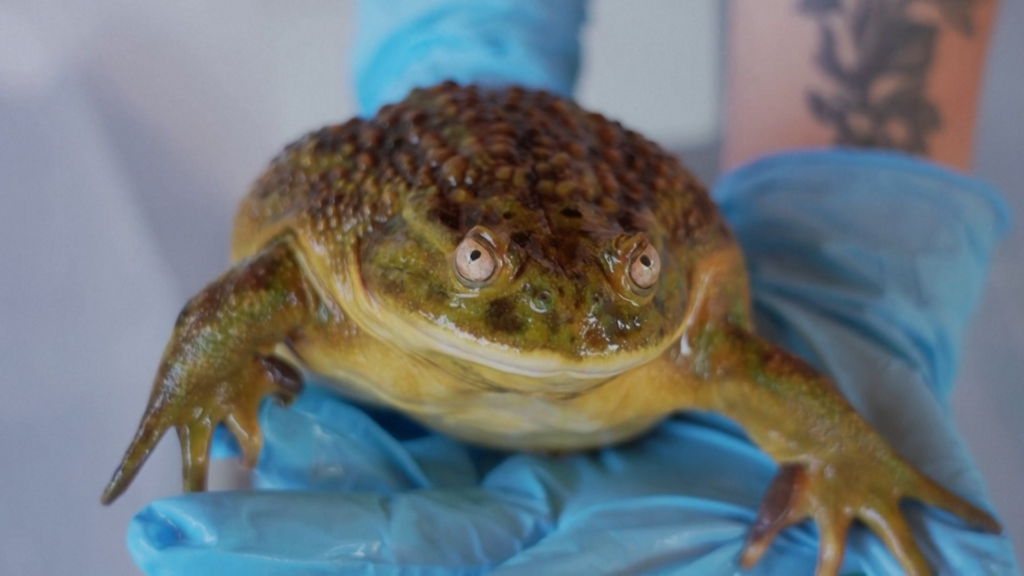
[723,0,999,170]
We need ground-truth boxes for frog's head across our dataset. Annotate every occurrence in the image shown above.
[353,84,720,393]
[360,198,690,392]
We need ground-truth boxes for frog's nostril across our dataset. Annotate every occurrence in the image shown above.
[530,290,553,313]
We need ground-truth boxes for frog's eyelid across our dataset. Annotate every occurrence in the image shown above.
[461,226,507,258]
[602,232,647,265]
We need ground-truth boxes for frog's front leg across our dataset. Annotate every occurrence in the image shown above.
[665,326,1001,575]
[101,239,320,504]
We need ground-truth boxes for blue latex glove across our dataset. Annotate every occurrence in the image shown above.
[352,0,584,116]
[126,1,1021,573]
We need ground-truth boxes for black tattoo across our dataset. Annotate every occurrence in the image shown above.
[800,0,976,153]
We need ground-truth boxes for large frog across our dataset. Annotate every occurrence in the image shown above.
[102,82,999,574]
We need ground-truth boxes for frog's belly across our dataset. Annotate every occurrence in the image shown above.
[397,390,661,451]
[347,380,661,451]
[287,339,666,451]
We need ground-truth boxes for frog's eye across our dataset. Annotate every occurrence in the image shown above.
[628,244,661,290]
[454,237,497,284]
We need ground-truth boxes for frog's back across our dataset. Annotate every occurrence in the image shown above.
[232,82,725,269]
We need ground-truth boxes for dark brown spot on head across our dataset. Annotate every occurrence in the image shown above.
[511,231,530,247]
[560,207,582,218]
[486,297,523,334]
[428,207,460,231]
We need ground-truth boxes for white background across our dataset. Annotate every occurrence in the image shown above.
[0,1,1019,573]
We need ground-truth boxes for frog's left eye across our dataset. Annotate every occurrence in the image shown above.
[628,244,661,290]
[454,237,497,284]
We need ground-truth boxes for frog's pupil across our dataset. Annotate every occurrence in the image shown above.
[470,249,482,261]
[640,255,652,267]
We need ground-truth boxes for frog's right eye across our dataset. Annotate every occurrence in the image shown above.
[454,237,497,285]
[628,243,661,290]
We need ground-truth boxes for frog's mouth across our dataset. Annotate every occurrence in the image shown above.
[419,319,641,371]
[382,310,661,393]
[357,291,675,395]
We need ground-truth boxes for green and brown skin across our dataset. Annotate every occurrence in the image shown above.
[102,82,1000,575]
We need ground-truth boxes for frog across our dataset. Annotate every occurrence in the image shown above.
[101,82,999,575]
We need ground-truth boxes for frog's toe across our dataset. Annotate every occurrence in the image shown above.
[740,464,852,576]
[859,506,928,576]
[224,409,262,469]
[101,410,172,505]
[811,510,851,576]
[178,417,215,492]
[913,473,1002,534]
[223,355,303,468]
[740,464,810,568]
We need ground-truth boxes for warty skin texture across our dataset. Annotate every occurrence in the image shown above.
[104,83,1000,575]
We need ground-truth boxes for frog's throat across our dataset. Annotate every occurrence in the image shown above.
[327,254,680,386]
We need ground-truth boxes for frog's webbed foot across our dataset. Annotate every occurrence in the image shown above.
[101,241,316,504]
[102,355,301,503]
[737,447,1001,575]
[683,327,1002,575]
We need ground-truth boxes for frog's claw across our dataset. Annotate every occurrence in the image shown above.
[101,241,316,505]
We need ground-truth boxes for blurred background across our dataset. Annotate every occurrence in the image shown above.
[0,1,1019,573]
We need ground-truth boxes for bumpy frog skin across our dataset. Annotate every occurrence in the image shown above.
[102,83,1000,575]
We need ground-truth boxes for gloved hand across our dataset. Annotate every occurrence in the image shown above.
[125,1,1020,573]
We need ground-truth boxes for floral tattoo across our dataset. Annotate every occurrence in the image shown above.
[800,0,976,153]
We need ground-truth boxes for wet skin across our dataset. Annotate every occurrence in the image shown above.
[102,83,1000,575]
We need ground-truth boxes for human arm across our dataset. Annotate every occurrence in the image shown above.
[723,0,1000,171]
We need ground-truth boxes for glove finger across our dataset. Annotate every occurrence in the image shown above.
[485,417,820,575]
[211,384,482,493]
[490,499,815,576]
[354,0,587,115]
[128,487,551,575]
